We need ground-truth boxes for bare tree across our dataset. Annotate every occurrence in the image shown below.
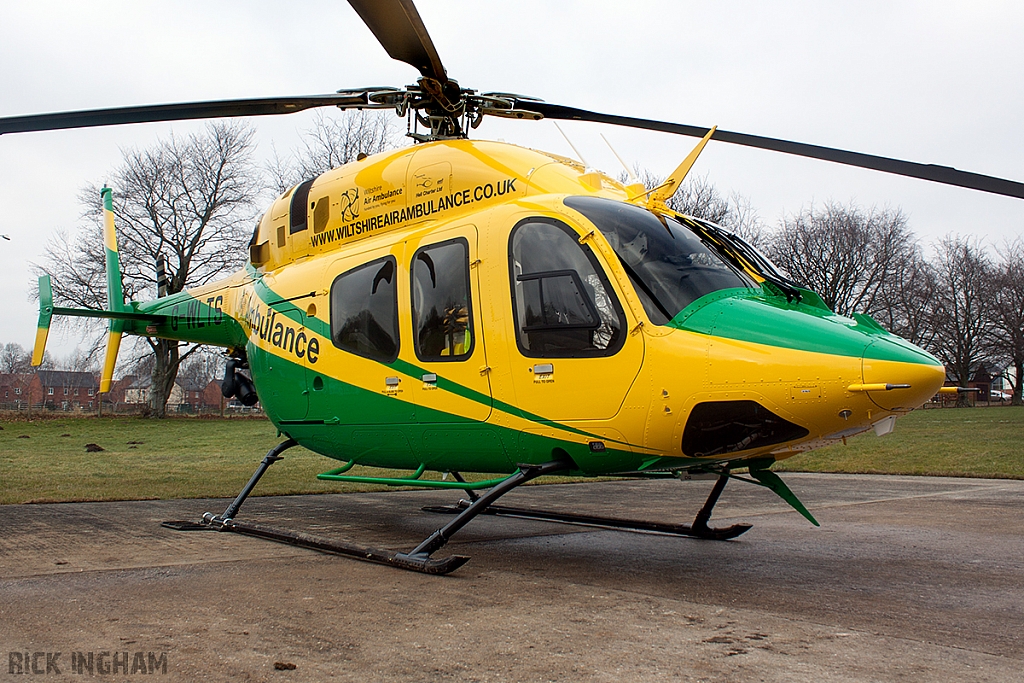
[37,122,262,417]
[1,342,55,371]
[177,348,224,389]
[722,193,769,248]
[928,236,995,406]
[766,202,916,318]
[872,244,939,349]
[1,342,32,373]
[267,110,400,193]
[57,349,99,373]
[989,239,1024,406]
[666,172,734,225]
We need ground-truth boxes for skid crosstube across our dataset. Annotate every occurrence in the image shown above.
[421,501,752,540]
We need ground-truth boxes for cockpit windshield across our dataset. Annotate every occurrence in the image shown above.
[564,196,754,324]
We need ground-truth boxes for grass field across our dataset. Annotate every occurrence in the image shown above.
[1,407,1022,504]
[0,417,431,505]
[774,405,1024,478]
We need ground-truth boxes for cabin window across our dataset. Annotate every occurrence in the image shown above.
[313,197,330,234]
[330,256,400,363]
[508,218,624,358]
[289,178,315,234]
[411,238,474,362]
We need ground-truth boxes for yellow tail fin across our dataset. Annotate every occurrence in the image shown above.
[647,126,718,209]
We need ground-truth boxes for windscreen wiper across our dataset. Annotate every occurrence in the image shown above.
[612,253,675,323]
[687,221,803,303]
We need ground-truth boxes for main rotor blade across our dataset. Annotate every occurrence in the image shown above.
[346,0,446,83]
[530,102,1024,200]
[0,94,370,135]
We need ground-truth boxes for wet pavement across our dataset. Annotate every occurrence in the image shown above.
[1,473,1022,681]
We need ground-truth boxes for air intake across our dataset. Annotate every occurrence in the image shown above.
[682,401,808,458]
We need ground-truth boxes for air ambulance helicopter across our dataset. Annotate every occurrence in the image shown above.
[5,0,1023,574]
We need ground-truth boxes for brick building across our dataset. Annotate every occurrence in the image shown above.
[35,370,101,410]
[179,378,225,412]
[0,373,42,407]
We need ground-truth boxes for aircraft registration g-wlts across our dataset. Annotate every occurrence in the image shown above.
[6,0,1023,574]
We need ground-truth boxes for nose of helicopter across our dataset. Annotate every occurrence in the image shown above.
[674,294,945,413]
[860,336,946,411]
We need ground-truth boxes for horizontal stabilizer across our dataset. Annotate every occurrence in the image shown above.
[31,275,165,367]
[49,306,165,323]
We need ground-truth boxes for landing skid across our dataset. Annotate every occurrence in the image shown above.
[423,470,751,541]
[164,439,573,575]
[202,515,469,574]
[164,513,469,574]
[421,502,751,540]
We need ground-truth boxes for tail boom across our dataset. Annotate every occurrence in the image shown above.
[31,187,248,388]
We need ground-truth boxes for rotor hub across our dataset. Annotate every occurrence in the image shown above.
[340,82,545,142]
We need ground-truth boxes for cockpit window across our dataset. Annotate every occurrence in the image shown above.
[564,196,754,324]
[509,218,625,357]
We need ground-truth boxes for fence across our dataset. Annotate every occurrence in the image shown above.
[0,401,263,417]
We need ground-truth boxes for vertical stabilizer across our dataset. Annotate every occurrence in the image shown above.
[100,186,126,393]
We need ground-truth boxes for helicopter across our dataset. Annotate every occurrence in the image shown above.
[5,0,1023,575]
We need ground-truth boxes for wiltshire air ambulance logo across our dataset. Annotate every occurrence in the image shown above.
[339,188,360,222]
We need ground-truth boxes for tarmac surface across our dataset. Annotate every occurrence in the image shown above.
[1,473,1023,682]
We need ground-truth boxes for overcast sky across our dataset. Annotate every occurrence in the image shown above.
[1,0,1022,359]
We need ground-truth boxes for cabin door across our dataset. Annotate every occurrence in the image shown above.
[306,243,413,426]
[405,225,492,423]
[501,216,644,422]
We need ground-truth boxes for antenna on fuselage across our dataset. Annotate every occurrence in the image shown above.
[601,133,637,183]
[553,121,593,170]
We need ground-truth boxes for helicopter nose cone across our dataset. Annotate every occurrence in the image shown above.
[861,337,945,411]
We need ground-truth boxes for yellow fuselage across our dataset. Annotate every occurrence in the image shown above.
[128,139,945,475]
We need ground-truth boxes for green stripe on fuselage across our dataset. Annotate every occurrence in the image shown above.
[249,344,640,475]
[669,289,941,366]
[247,268,630,446]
